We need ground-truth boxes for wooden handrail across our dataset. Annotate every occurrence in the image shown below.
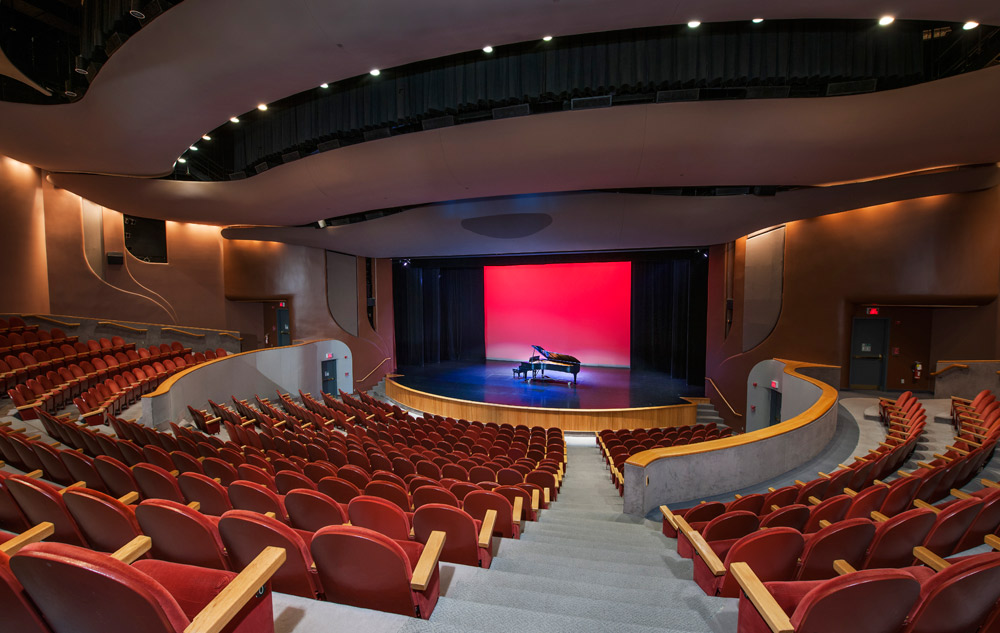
[98,321,149,333]
[219,332,244,341]
[356,357,391,383]
[162,327,205,338]
[705,376,743,417]
[930,363,968,377]
[22,314,80,327]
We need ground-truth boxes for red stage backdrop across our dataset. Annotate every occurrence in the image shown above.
[484,262,631,367]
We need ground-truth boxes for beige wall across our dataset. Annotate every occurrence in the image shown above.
[0,157,49,314]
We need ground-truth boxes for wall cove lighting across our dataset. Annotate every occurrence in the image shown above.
[752,18,763,24]
[542,35,553,41]
[369,69,380,76]
[687,21,701,28]
[257,104,268,111]
[320,83,329,88]
[230,116,240,123]
[963,21,979,30]
[878,16,895,26]
[482,45,494,53]
[202,135,211,141]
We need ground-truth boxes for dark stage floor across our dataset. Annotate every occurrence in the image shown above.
[393,361,703,409]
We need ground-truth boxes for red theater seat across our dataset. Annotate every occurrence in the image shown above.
[413,503,493,568]
[5,476,87,547]
[177,472,233,516]
[134,499,231,571]
[219,510,322,599]
[284,489,349,532]
[690,526,804,598]
[62,488,143,554]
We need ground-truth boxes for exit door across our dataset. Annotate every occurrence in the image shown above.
[769,389,782,426]
[321,359,338,395]
[276,308,291,346]
[849,318,889,390]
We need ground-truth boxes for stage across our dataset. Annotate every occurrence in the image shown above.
[385,361,705,431]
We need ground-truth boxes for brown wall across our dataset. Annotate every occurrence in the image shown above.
[707,187,1000,430]
[0,159,396,391]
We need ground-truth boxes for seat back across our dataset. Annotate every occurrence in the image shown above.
[701,511,760,542]
[0,550,52,633]
[902,553,1000,633]
[685,502,727,523]
[920,497,981,558]
[94,456,140,498]
[5,476,87,546]
[176,473,232,516]
[879,476,923,516]
[463,490,517,538]
[201,457,238,486]
[788,569,921,633]
[759,504,811,531]
[218,510,319,599]
[311,525,431,618]
[274,470,316,495]
[364,480,413,513]
[719,527,804,597]
[955,488,1000,552]
[336,465,371,490]
[134,499,230,570]
[132,464,185,503]
[863,508,937,569]
[803,494,852,533]
[62,488,143,553]
[285,489,348,532]
[796,518,876,581]
[413,503,486,567]
[413,485,460,509]
[347,495,411,540]
[727,494,765,515]
[227,481,286,522]
[844,484,889,520]
[317,477,362,505]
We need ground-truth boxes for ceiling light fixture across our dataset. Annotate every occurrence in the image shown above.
[202,134,211,141]
[542,35,553,42]
[878,15,895,26]
[752,18,763,24]
[129,0,145,19]
[369,69,380,76]
[687,21,701,28]
[963,21,979,30]
[177,157,187,163]
[189,145,198,151]
[74,55,88,74]
[63,80,77,97]
[230,116,240,123]
[257,103,268,111]
[483,45,494,53]
[320,83,329,88]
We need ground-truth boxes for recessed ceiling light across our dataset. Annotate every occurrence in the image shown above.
[687,21,701,28]
[189,145,198,151]
[963,21,979,30]
[177,158,187,163]
[878,15,894,26]
[752,18,764,24]
[202,135,211,141]
[320,83,329,88]
[542,35,553,42]
[257,103,268,111]
[483,45,493,53]
[230,116,240,123]
[369,69,380,76]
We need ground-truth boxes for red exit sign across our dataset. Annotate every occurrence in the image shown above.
[866,307,879,315]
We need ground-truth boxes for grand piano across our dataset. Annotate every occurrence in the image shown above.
[516,345,581,384]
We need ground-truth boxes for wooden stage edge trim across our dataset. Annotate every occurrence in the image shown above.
[385,379,698,432]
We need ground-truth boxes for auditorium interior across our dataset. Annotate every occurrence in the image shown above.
[2,2,1000,632]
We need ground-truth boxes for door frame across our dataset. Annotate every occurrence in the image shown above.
[848,317,889,390]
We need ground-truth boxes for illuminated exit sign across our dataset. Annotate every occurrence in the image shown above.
[866,307,879,315]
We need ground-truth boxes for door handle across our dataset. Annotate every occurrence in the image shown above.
[853,354,883,360]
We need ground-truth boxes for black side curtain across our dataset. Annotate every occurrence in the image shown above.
[393,264,485,366]
[631,259,707,384]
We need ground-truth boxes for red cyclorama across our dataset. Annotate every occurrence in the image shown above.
[484,262,631,367]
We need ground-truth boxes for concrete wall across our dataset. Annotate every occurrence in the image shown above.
[140,339,352,430]
[623,360,838,516]
[933,360,1000,400]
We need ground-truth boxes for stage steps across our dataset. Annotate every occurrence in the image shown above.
[695,401,725,427]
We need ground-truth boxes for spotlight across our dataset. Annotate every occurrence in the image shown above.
[320,83,329,88]
[129,0,145,19]
[752,18,763,24]
[317,219,328,228]
[189,145,198,151]
[74,55,88,74]
[177,157,187,163]
[63,80,77,97]
[687,21,701,28]
[257,103,268,111]
[542,35,553,42]
[402,258,411,267]
[878,16,894,26]
[202,134,211,141]
[230,116,240,123]
[963,21,979,30]
[369,69,380,76]
[482,45,493,53]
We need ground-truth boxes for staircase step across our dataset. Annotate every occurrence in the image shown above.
[494,539,676,570]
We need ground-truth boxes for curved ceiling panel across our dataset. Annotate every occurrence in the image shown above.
[50,66,1000,227]
[0,1,996,176]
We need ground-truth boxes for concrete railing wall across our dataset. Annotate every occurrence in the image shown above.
[140,339,352,430]
[933,360,1000,400]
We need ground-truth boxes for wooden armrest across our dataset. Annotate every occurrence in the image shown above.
[794,480,806,487]
[729,562,794,633]
[660,505,678,530]
[833,559,857,576]
[818,519,831,529]
[111,535,152,564]
[678,516,726,577]
[871,511,889,522]
[951,396,973,403]
[0,522,55,556]
[57,481,85,494]
[213,477,222,484]
[913,546,950,572]
[273,421,286,429]
[531,489,540,512]
[47,441,60,448]
[897,470,912,477]
[913,499,941,513]
[410,530,445,591]
[916,462,937,470]
[808,496,822,506]
[770,504,780,512]
[478,509,497,549]
[818,472,831,479]
[982,479,1000,489]
[961,436,985,445]
[843,488,858,497]
[879,442,896,449]
[15,403,42,412]
[946,445,970,456]
[768,487,776,493]
[544,487,551,504]
[264,512,276,519]
[933,453,953,462]
[117,491,140,505]
[985,534,1000,551]
[950,489,974,500]
[513,496,524,530]
[25,469,43,478]
[25,434,42,441]
[184,546,286,633]
[187,501,202,511]
[734,494,743,499]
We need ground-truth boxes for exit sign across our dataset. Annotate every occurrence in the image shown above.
[866,307,879,315]
[771,380,779,389]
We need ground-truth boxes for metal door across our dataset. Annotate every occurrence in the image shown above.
[849,318,889,390]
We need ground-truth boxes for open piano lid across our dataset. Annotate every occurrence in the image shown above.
[531,345,581,365]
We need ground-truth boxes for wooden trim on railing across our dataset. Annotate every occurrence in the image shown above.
[356,357,392,383]
[705,377,742,418]
[162,327,205,338]
[219,332,244,341]
[97,321,148,333]
[22,315,81,327]
[930,363,969,377]
[627,360,839,468]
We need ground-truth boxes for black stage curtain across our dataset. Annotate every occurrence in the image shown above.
[393,264,485,366]
[631,258,707,384]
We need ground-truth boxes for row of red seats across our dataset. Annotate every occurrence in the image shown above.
[0,316,37,334]
[0,327,77,356]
